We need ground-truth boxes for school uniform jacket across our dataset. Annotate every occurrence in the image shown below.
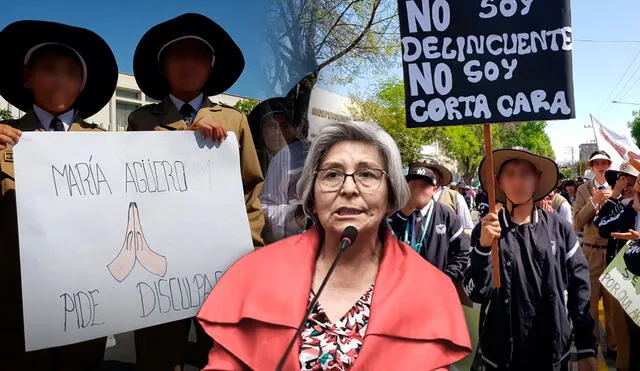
[127,97,265,247]
[595,198,637,263]
[573,180,609,246]
[196,227,472,370]
[388,201,469,283]
[0,110,105,353]
[464,208,595,370]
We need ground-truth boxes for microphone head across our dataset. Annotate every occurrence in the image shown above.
[341,226,358,245]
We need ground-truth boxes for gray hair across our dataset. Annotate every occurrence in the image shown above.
[297,121,409,225]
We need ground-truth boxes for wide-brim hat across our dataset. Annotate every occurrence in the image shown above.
[406,160,452,187]
[133,13,244,100]
[248,97,287,148]
[605,162,640,187]
[0,20,117,118]
[479,149,558,204]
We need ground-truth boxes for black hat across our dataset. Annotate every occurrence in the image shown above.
[406,160,453,187]
[247,97,288,149]
[605,162,640,188]
[133,13,244,100]
[0,20,117,118]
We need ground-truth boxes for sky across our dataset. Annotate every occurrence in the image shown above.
[2,0,639,164]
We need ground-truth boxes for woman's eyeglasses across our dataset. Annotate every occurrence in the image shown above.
[314,168,387,192]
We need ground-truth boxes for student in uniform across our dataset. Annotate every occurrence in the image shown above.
[573,150,618,357]
[594,161,640,371]
[127,13,265,370]
[388,161,469,285]
[434,181,475,237]
[249,97,311,243]
[0,19,118,370]
[465,149,597,371]
[621,229,640,371]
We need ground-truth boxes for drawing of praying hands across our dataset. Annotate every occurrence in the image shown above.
[131,202,167,277]
[107,203,138,282]
[107,202,167,282]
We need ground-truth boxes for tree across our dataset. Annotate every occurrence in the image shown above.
[263,0,399,133]
[559,166,578,180]
[0,109,12,121]
[494,121,555,159]
[438,125,488,184]
[628,110,640,148]
[233,98,261,116]
[349,78,437,165]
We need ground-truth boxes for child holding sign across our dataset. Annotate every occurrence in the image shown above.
[0,20,118,370]
[465,149,597,371]
[127,13,265,370]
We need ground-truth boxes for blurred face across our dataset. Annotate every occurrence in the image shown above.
[498,160,540,205]
[591,159,612,177]
[312,141,389,237]
[161,39,213,95]
[409,179,436,209]
[262,114,287,153]
[24,52,82,114]
[566,185,576,196]
[621,175,636,199]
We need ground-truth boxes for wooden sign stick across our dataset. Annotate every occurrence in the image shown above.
[483,124,501,288]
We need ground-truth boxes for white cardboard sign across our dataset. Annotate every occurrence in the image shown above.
[13,131,253,351]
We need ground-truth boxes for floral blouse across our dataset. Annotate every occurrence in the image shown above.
[298,286,374,370]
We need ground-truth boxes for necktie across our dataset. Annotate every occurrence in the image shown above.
[180,103,196,126]
[413,210,425,247]
[51,117,65,131]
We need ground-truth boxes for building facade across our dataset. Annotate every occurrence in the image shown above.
[579,142,598,162]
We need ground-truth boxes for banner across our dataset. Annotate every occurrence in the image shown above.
[591,115,640,170]
[397,0,575,127]
[600,243,640,327]
[13,132,253,351]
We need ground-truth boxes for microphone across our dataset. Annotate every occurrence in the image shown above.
[275,226,358,371]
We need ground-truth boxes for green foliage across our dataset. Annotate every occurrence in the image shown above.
[559,166,578,180]
[494,121,555,159]
[629,110,640,148]
[0,109,12,121]
[233,98,261,116]
[438,125,487,184]
[349,78,437,166]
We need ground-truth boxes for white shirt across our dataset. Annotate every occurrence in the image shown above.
[33,105,75,131]
[591,179,611,209]
[419,199,435,217]
[434,188,474,231]
[169,93,204,113]
[557,201,573,225]
[594,179,610,191]
[260,140,311,242]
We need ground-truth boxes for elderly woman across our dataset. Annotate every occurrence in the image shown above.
[197,121,471,370]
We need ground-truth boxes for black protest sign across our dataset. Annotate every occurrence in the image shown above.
[398,0,574,127]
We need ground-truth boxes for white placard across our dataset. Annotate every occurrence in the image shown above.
[13,131,253,351]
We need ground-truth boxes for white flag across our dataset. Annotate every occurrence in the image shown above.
[591,115,640,170]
